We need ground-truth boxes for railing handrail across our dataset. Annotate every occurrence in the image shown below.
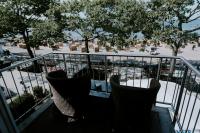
[55,52,200,77]
[1,52,200,77]
[179,56,200,77]
[0,53,52,73]
[53,52,179,59]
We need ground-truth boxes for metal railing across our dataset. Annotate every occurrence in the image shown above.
[0,52,199,132]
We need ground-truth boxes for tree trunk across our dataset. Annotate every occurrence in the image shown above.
[85,37,92,71]
[178,22,182,31]
[22,30,41,73]
[22,30,34,58]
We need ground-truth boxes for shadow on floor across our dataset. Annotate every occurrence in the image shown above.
[22,96,173,133]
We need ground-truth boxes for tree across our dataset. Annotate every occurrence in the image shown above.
[149,0,200,56]
[0,0,53,58]
[62,0,108,70]
[90,0,147,49]
[61,0,146,69]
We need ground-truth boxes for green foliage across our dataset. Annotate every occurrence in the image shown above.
[33,86,49,99]
[9,93,35,119]
[60,0,147,50]
[0,0,55,57]
[139,47,145,52]
[31,20,63,47]
[148,0,200,56]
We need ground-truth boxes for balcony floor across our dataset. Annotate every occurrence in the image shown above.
[22,96,175,133]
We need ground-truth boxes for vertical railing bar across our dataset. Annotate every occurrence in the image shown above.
[10,70,22,103]
[112,56,114,75]
[72,55,75,75]
[58,54,62,69]
[33,64,40,88]
[126,56,128,86]
[92,56,96,91]
[0,78,19,133]
[140,57,144,88]
[40,70,46,93]
[80,55,83,76]
[177,70,192,124]
[181,75,197,131]
[192,105,200,133]
[133,57,136,87]
[156,58,162,81]
[163,57,171,102]
[69,54,72,77]
[74,54,77,73]
[186,84,200,132]
[58,53,64,70]
[91,56,94,80]
[32,61,40,91]
[26,66,34,91]
[119,56,121,76]
[47,54,52,72]
[54,53,57,66]
[18,68,28,93]
[42,56,48,74]
[53,53,56,71]
[55,53,58,69]
[1,72,14,104]
[63,54,67,74]
[76,54,79,72]
[105,55,108,93]
[97,57,99,80]
[172,61,182,106]
[147,57,152,88]
[172,66,188,127]
[43,56,52,95]
[173,65,185,109]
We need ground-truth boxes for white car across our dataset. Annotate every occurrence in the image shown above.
[150,50,159,55]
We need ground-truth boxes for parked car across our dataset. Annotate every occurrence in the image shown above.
[150,47,159,55]
[150,50,159,55]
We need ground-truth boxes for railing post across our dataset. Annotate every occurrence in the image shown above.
[42,57,48,74]
[62,53,67,75]
[156,58,162,80]
[0,81,19,133]
[172,66,188,127]
[42,57,53,95]
[104,55,108,92]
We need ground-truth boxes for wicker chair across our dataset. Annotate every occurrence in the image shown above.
[110,75,161,133]
[46,70,91,121]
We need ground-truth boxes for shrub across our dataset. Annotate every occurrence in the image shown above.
[33,86,44,99]
[9,93,35,119]
[139,48,145,52]
[33,86,48,99]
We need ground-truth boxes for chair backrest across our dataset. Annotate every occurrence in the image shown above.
[46,69,91,98]
[110,75,161,119]
[46,70,68,98]
[46,70,91,117]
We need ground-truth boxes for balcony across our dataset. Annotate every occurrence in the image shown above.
[0,53,200,133]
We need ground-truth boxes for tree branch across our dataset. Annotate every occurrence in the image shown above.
[187,15,200,23]
[185,26,200,33]
[75,29,83,37]
[186,3,200,19]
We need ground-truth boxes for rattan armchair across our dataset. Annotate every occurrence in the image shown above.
[46,70,91,121]
[110,75,161,133]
